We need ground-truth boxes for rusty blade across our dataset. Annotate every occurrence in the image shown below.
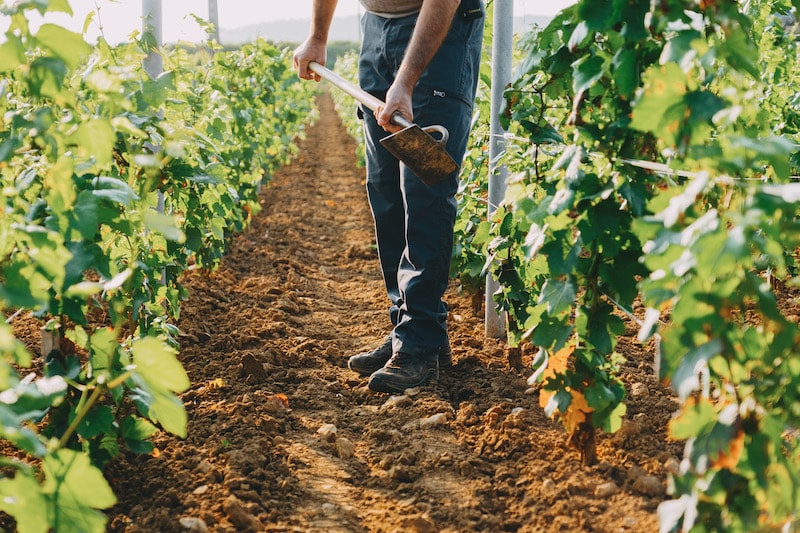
[380,125,459,186]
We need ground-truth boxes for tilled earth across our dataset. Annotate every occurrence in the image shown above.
[22,94,687,532]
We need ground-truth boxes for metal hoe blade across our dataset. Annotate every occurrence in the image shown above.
[380,125,459,186]
[306,62,459,186]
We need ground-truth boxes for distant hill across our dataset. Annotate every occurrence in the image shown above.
[221,16,358,45]
[221,14,552,45]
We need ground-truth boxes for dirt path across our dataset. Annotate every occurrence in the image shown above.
[105,93,682,532]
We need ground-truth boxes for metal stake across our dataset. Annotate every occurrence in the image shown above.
[485,0,513,339]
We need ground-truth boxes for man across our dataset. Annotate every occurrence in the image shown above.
[293,0,484,393]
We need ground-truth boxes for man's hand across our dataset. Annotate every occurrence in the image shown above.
[293,38,326,81]
[293,0,339,81]
[376,84,414,134]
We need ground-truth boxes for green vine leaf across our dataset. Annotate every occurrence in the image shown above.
[143,210,186,243]
[73,119,115,170]
[668,338,723,400]
[611,47,637,97]
[0,470,49,533]
[572,54,607,95]
[0,322,33,367]
[630,63,687,145]
[0,35,25,72]
[538,278,577,316]
[42,449,117,532]
[130,336,190,437]
[577,0,615,31]
[34,24,91,70]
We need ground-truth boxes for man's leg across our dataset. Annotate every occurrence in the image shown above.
[358,12,405,326]
[346,13,408,376]
[368,10,485,392]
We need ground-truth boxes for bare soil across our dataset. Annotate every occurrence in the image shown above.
[17,94,686,532]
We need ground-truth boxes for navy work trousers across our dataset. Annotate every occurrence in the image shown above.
[358,8,484,361]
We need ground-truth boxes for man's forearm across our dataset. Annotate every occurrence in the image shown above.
[394,0,460,91]
[310,0,340,44]
[294,0,339,80]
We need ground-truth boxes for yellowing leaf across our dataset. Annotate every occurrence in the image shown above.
[546,345,572,381]
[562,389,591,433]
[539,345,574,410]
[540,386,593,434]
[713,430,744,470]
[536,344,593,434]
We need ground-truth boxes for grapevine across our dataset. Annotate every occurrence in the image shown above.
[0,2,315,531]
[495,0,800,530]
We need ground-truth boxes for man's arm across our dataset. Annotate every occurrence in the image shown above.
[377,0,461,132]
[293,0,339,81]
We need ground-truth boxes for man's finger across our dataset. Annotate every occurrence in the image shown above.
[375,108,403,133]
[302,60,322,81]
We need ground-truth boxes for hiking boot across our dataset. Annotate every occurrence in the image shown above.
[348,337,393,376]
[368,352,439,393]
[348,337,452,377]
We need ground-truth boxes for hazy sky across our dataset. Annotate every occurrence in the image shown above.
[5,0,577,44]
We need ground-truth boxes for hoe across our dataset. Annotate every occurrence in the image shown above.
[309,61,459,186]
